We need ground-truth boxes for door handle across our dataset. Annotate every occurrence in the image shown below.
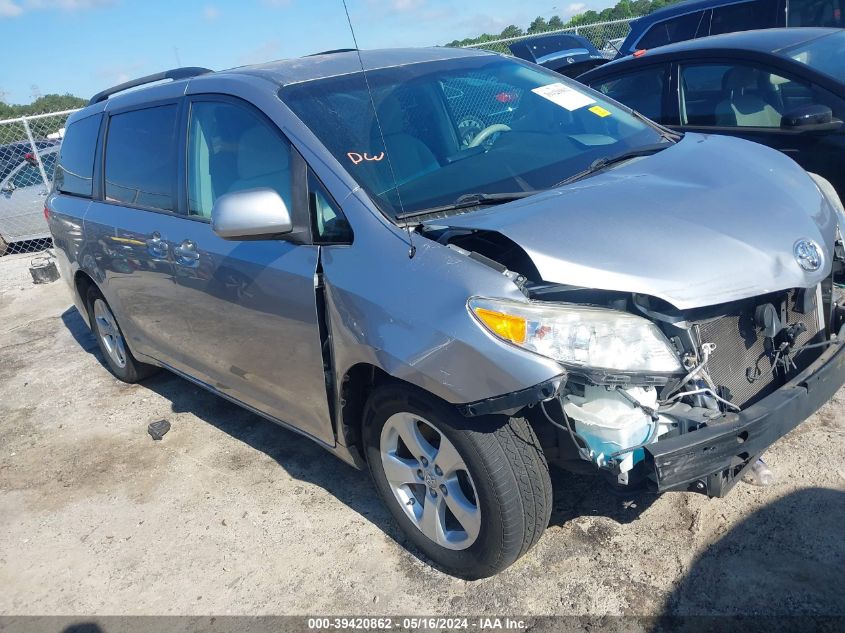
[174,239,200,267]
[146,232,168,258]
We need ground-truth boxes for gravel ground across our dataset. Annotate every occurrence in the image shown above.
[1,251,844,617]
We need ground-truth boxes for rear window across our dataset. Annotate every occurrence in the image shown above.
[54,114,100,197]
[104,104,179,212]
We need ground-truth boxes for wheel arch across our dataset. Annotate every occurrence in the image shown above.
[73,269,98,328]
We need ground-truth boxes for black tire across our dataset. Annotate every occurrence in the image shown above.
[86,286,158,383]
[363,382,552,579]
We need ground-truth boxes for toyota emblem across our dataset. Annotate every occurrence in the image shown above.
[794,239,823,272]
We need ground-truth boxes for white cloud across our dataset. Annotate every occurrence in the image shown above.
[25,0,113,9]
[202,5,219,20]
[563,2,587,16]
[0,0,23,16]
[391,0,424,11]
[0,0,113,18]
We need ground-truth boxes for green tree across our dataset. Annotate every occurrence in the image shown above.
[442,0,685,48]
[527,16,548,33]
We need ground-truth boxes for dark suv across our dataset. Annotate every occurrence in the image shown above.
[616,0,843,58]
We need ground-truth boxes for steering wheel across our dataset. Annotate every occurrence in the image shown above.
[468,123,512,148]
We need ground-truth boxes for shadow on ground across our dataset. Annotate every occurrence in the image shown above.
[61,304,661,571]
[657,486,845,628]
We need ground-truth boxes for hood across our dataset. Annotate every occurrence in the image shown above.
[434,134,838,310]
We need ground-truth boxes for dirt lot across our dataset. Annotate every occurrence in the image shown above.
[1,251,844,617]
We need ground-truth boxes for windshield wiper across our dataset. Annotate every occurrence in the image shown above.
[629,108,683,142]
[554,142,672,188]
[395,191,538,220]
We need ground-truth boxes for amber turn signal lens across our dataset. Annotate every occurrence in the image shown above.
[473,307,527,344]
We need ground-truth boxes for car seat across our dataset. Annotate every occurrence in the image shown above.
[715,66,782,127]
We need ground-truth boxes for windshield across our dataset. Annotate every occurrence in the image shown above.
[785,31,845,79]
[282,55,665,219]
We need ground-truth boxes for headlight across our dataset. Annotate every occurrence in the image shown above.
[469,297,682,373]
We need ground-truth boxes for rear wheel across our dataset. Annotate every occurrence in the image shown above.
[86,287,157,383]
[363,383,552,579]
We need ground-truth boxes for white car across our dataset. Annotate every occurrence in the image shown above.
[0,146,58,254]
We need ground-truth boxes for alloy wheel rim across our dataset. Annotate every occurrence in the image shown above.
[93,299,127,369]
[379,412,481,550]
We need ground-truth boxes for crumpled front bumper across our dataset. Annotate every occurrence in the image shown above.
[645,325,845,497]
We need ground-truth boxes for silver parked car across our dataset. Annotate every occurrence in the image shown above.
[48,49,845,578]
[0,146,57,254]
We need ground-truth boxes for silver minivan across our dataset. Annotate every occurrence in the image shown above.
[48,48,845,578]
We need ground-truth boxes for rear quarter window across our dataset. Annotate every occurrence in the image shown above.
[54,114,101,198]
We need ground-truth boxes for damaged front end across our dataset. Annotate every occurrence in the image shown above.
[431,224,845,498]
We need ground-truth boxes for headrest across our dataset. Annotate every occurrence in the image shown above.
[723,66,759,93]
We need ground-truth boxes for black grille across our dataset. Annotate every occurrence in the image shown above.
[695,290,822,408]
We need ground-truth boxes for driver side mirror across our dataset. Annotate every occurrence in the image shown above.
[211,188,293,240]
[781,104,843,133]
[1,182,15,193]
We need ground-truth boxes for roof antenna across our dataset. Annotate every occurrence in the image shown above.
[341,0,416,259]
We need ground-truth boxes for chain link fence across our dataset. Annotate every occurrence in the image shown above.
[461,17,635,59]
[0,109,81,257]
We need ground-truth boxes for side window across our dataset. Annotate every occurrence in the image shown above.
[680,63,820,128]
[788,0,844,27]
[308,171,352,244]
[104,105,178,211]
[710,0,779,35]
[187,100,293,219]
[638,11,706,49]
[591,66,670,124]
[11,152,57,188]
[54,114,100,197]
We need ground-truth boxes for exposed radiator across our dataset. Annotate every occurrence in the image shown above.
[695,289,822,408]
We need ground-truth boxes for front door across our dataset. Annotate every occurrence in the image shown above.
[163,97,334,445]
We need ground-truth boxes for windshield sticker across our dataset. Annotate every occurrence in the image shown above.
[589,105,611,118]
[531,83,595,111]
[347,152,384,165]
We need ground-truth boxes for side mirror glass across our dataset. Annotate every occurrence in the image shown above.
[781,104,843,132]
[211,188,293,240]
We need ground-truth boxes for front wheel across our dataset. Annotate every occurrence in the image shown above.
[363,383,552,579]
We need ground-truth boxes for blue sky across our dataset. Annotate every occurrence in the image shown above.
[0,0,615,105]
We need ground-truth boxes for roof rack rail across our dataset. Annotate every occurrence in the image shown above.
[88,67,213,105]
[306,48,358,57]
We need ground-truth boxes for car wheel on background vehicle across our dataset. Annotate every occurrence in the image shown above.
[86,286,158,383]
[363,382,552,579]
